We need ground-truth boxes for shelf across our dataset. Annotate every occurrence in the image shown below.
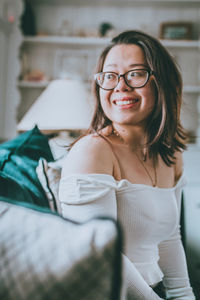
[183,86,200,94]
[23,35,200,48]
[161,40,200,48]
[18,80,49,88]
[187,144,200,151]
[22,36,110,46]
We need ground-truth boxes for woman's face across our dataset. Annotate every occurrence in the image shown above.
[99,44,157,128]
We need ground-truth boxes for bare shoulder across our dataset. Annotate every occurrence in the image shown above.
[61,134,114,176]
[174,150,184,182]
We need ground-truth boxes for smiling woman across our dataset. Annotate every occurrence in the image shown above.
[59,30,196,300]
[98,44,157,132]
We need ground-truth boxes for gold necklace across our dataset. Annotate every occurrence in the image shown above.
[135,152,157,187]
[112,127,157,187]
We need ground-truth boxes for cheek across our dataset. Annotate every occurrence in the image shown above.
[100,90,112,108]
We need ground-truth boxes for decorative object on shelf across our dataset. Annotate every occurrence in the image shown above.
[99,22,114,37]
[23,69,49,82]
[160,22,192,40]
[17,79,93,133]
[20,0,36,36]
[54,49,89,80]
[58,19,71,36]
[75,27,99,38]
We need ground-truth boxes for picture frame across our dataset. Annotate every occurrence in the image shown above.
[54,49,89,80]
[160,22,192,40]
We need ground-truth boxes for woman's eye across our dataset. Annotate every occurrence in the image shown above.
[105,73,115,80]
[130,71,143,77]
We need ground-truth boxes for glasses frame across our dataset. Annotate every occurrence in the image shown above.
[94,68,154,91]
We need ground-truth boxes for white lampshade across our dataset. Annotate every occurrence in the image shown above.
[17,79,93,132]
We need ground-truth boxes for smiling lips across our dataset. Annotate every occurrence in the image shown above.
[113,97,140,108]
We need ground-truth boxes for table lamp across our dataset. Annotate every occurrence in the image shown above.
[17,79,94,158]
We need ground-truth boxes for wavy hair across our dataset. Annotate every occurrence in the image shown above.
[86,30,187,166]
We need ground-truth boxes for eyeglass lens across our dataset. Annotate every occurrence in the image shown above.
[96,69,149,90]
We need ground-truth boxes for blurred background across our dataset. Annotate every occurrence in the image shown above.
[0,0,200,298]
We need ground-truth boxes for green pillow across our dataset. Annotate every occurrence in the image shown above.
[0,126,54,207]
[0,125,53,161]
[0,171,34,204]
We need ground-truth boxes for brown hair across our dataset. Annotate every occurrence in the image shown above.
[86,30,187,166]
[71,30,187,166]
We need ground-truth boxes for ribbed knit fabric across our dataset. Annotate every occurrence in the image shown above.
[59,173,195,300]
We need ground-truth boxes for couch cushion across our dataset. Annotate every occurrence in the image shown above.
[0,200,122,300]
[0,126,54,207]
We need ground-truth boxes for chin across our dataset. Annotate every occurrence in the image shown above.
[114,118,138,126]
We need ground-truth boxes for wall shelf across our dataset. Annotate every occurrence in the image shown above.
[161,40,200,48]
[23,36,200,48]
[23,35,110,46]
[23,35,200,48]
[183,86,200,94]
[18,80,49,88]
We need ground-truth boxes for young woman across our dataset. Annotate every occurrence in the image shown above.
[59,30,195,299]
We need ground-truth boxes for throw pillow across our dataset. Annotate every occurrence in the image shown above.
[0,171,34,204]
[0,200,123,300]
[0,126,54,207]
[0,125,53,160]
[36,157,65,214]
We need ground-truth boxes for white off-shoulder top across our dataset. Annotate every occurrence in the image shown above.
[59,173,195,300]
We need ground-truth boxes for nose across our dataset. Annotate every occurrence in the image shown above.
[114,76,133,92]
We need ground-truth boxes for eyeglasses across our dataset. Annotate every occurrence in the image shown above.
[94,69,154,90]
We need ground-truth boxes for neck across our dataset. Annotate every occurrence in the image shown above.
[112,123,147,150]
[112,123,157,186]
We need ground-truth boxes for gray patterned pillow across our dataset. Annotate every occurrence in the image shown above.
[0,201,123,300]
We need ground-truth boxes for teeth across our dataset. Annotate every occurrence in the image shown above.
[115,99,138,106]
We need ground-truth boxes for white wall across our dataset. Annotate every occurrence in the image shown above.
[33,2,200,39]
[0,0,23,140]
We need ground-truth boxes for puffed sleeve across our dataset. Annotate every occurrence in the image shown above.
[158,174,195,300]
[59,173,164,300]
[59,174,117,222]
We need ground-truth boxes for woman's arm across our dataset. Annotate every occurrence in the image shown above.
[158,221,195,299]
[61,135,114,176]
[158,152,195,300]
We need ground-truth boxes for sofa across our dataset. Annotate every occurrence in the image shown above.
[0,126,123,300]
